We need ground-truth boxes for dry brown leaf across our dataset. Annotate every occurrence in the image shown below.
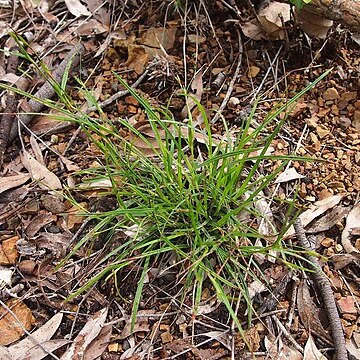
[274,167,305,184]
[297,280,332,343]
[66,202,87,230]
[247,65,260,78]
[284,194,343,238]
[0,299,35,346]
[21,150,62,195]
[0,236,19,265]
[305,205,350,234]
[330,253,360,270]
[64,0,91,17]
[295,8,333,39]
[241,2,290,40]
[0,174,30,194]
[83,324,112,360]
[6,312,67,360]
[35,232,72,259]
[60,308,109,360]
[341,204,360,254]
[303,335,327,360]
[24,212,55,238]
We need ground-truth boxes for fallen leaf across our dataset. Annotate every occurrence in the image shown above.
[330,253,360,270]
[7,312,65,359]
[64,0,91,17]
[341,204,360,254]
[0,267,13,287]
[0,236,19,265]
[24,212,55,238]
[303,335,327,360]
[0,174,30,194]
[0,299,35,346]
[35,232,72,259]
[295,8,333,39]
[337,296,358,314]
[247,65,260,78]
[275,167,305,184]
[21,150,62,196]
[284,194,343,238]
[305,206,350,234]
[241,2,291,40]
[297,280,331,343]
[60,308,109,360]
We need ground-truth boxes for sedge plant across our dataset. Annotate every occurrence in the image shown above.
[59,71,329,332]
[0,40,330,333]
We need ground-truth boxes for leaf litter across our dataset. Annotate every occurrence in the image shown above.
[0,0,360,359]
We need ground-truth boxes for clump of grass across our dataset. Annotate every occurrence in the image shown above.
[0,40,329,333]
[61,71,329,332]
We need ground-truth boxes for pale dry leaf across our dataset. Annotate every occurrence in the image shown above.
[64,0,91,17]
[0,346,11,360]
[0,267,13,288]
[29,135,44,165]
[274,167,305,184]
[306,205,350,234]
[341,203,360,254]
[14,340,70,360]
[0,73,29,90]
[295,8,333,39]
[201,331,231,350]
[83,325,112,360]
[303,335,327,360]
[241,2,290,40]
[284,194,344,238]
[181,71,203,118]
[346,338,360,359]
[7,312,64,359]
[60,308,108,360]
[258,2,291,40]
[0,173,30,194]
[297,280,331,343]
[21,149,62,195]
[277,344,303,360]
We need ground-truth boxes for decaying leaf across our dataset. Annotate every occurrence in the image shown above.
[297,280,332,343]
[0,174,30,194]
[60,308,110,360]
[303,335,327,360]
[0,299,35,346]
[295,8,333,39]
[6,313,66,360]
[305,205,350,234]
[0,236,19,265]
[113,27,177,74]
[284,194,343,238]
[275,167,305,184]
[341,203,360,254]
[64,0,91,17]
[241,2,291,40]
[24,212,55,238]
[21,150,62,196]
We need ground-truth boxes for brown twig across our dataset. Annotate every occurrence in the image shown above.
[293,218,348,360]
[0,47,21,165]
[62,70,149,155]
[8,43,85,144]
[211,28,243,124]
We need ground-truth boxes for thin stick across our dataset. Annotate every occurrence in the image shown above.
[9,43,85,143]
[293,218,348,360]
[211,29,243,124]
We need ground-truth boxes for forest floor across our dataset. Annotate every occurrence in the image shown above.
[0,1,359,359]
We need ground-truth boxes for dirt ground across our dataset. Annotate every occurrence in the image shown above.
[0,1,359,359]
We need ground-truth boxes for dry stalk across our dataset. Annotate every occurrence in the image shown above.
[294,218,348,360]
